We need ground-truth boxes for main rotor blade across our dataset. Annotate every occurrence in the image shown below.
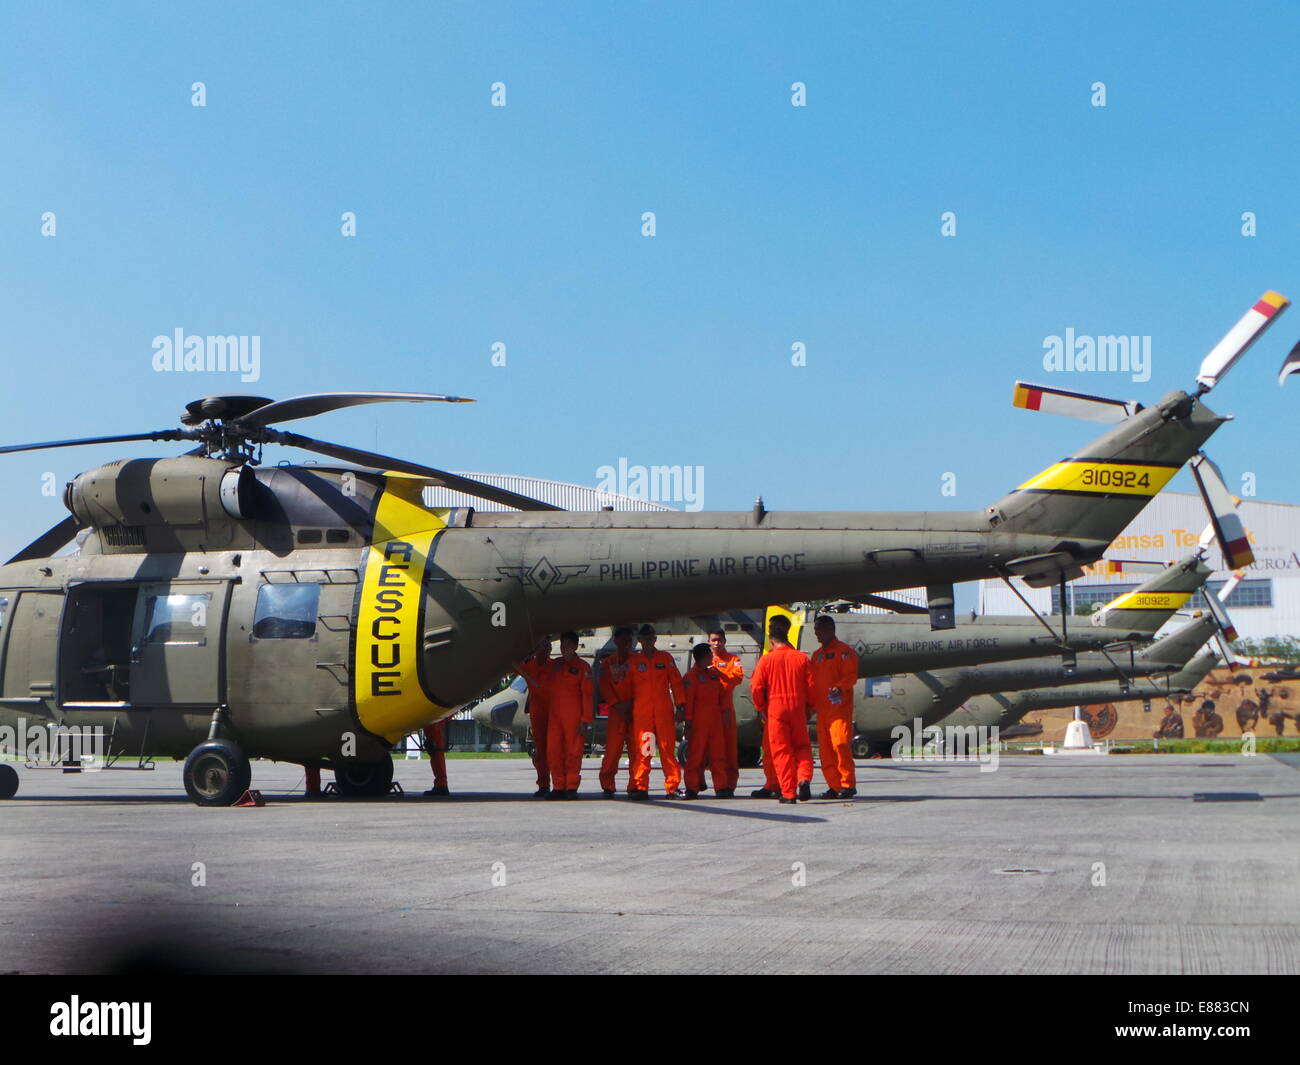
[6,514,85,564]
[236,392,473,429]
[268,430,563,511]
[0,429,189,455]
[1196,290,1289,393]
[853,594,929,615]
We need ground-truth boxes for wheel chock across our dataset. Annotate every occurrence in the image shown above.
[234,789,265,807]
[389,781,405,795]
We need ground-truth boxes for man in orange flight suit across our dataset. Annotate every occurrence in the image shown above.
[597,626,637,797]
[627,624,685,800]
[682,644,729,798]
[516,636,554,797]
[749,614,815,804]
[707,629,743,799]
[810,615,858,799]
[546,632,593,799]
[422,720,450,797]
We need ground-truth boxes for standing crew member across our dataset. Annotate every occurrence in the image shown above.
[422,720,450,797]
[627,624,686,799]
[516,636,554,797]
[597,626,637,797]
[750,614,815,804]
[682,643,729,798]
[810,615,859,799]
[708,629,743,798]
[546,632,593,798]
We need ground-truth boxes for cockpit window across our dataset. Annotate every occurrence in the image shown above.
[510,674,529,692]
[253,584,321,639]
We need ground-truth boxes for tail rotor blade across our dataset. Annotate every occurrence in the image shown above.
[1190,453,1254,569]
[1012,382,1141,423]
[1196,290,1289,393]
[1279,339,1300,386]
[1092,558,1168,575]
[1217,570,1245,604]
[1202,579,1239,643]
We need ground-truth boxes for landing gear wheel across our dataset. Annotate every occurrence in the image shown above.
[334,757,395,797]
[183,740,252,806]
[851,737,871,759]
[0,763,18,799]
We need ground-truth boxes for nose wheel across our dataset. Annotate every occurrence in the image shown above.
[0,763,18,799]
[183,740,252,806]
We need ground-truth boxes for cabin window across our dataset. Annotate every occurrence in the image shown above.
[142,593,210,647]
[326,529,350,544]
[253,584,321,639]
[297,529,323,545]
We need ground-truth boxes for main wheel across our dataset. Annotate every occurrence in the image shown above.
[0,763,18,799]
[334,757,395,797]
[183,740,252,806]
[851,737,871,759]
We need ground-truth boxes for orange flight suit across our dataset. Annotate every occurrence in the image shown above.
[628,649,685,794]
[750,645,815,799]
[517,655,553,788]
[422,721,449,787]
[712,649,744,790]
[683,663,728,793]
[811,638,858,792]
[597,652,636,792]
[546,656,593,792]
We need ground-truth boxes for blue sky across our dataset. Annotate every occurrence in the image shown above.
[2,1,1298,560]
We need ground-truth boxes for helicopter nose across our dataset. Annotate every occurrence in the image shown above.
[486,698,520,730]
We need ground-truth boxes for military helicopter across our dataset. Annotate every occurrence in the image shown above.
[939,651,1221,737]
[939,575,1244,735]
[0,291,1286,804]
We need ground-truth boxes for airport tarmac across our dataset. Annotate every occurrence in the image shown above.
[2,754,1297,975]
